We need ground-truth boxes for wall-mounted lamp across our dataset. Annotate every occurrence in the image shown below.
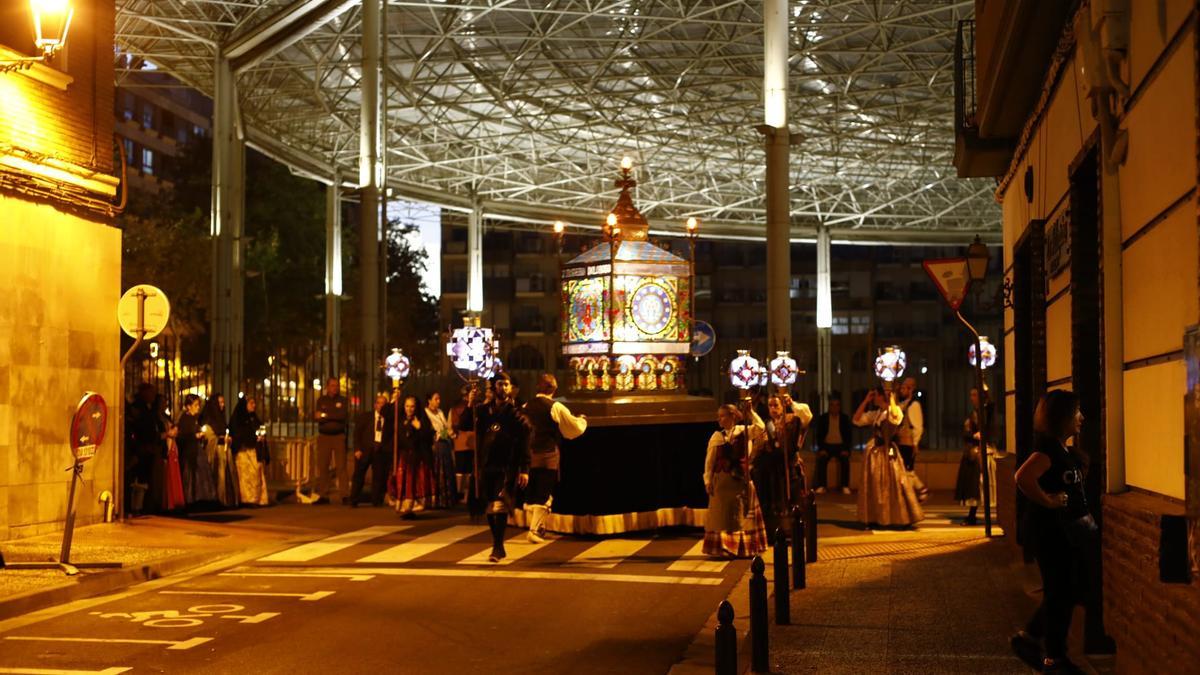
[2,1,73,73]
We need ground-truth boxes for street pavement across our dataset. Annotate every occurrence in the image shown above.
[0,505,747,674]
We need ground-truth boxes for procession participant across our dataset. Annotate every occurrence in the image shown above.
[896,377,929,502]
[956,387,996,525]
[458,373,531,562]
[520,374,587,543]
[703,402,768,558]
[853,389,923,528]
[349,393,388,507]
[392,395,435,519]
[449,385,476,503]
[756,394,801,543]
[201,394,239,508]
[178,394,217,507]
[313,377,350,504]
[230,396,269,506]
[426,392,457,507]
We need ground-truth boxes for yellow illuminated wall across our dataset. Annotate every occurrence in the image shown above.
[1000,4,1197,500]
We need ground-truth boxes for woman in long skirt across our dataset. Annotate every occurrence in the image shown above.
[955,387,997,525]
[754,395,800,543]
[425,392,458,507]
[230,396,269,506]
[161,424,186,512]
[703,403,768,558]
[854,389,924,528]
[391,395,435,518]
[202,394,239,508]
[177,394,218,507]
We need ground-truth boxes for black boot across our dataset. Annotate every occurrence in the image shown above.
[963,506,978,526]
[488,513,508,562]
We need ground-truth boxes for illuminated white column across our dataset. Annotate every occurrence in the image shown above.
[467,195,484,314]
[211,53,245,399]
[359,0,381,350]
[763,0,792,353]
[816,221,833,410]
[325,172,342,359]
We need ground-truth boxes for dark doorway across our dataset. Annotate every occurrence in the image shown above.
[1012,219,1047,550]
[1069,144,1104,509]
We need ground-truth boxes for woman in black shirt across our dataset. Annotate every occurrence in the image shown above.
[1013,390,1092,674]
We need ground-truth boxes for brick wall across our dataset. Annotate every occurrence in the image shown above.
[0,0,114,174]
[1102,491,1200,674]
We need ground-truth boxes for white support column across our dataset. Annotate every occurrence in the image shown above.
[816,222,833,410]
[763,0,792,354]
[467,194,484,315]
[325,171,342,363]
[359,0,381,351]
[211,53,245,399]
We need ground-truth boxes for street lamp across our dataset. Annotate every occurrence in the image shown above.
[2,0,73,73]
[966,235,991,284]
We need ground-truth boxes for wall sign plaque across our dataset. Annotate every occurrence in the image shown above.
[1044,205,1071,280]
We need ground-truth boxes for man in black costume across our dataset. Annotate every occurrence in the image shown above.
[459,372,531,562]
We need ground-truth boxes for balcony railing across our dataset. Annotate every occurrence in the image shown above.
[955,19,977,132]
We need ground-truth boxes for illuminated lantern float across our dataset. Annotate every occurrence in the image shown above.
[562,163,690,396]
[535,160,715,535]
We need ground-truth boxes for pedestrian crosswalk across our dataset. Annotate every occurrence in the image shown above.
[252,522,739,581]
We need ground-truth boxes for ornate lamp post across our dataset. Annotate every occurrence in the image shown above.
[964,236,994,537]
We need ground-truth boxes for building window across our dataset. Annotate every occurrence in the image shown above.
[123,139,135,165]
[142,105,154,130]
[141,148,154,174]
[192,124,205,138]
[123,93,135,121]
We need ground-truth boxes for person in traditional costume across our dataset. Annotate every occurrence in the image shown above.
[201,394,239,508]
[230,396,269,506]
[161,420,186,512]
[425,392,458,508]
[520,374,587,543]
[955,387,997,525]
[390,395,436,518]
[458,372,531,562]
[754,394,803,543]
[703,403,769,558]
[853,389,924,528]
[177,394,218,507]
[448,385,476,503]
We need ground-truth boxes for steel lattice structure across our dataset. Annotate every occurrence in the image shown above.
[115,0,998,242]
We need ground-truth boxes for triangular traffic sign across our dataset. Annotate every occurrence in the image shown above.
[923,257,972,311]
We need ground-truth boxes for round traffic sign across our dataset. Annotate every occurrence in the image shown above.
[118,284,170,339]
[690,320,717,357]
[70,392,107,463]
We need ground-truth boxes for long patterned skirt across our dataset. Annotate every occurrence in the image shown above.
[858,440,924,527]
[703,472,768,558]
[205,434,240,508]
[162,440,186,511]
[393,454,435,514]
[431,440,458,508]
[182,446,218,506]
[235,448,269,506]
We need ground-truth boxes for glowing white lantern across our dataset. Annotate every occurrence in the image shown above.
[874,345,906,383]
[446,325,500,380]
[769,351,798,387]
[384,348,411,384]
[968,336,997,370]
[729,349,761,390]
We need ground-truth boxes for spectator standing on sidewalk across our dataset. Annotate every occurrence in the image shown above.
[178,394,218,507]
[349,393,389,507]
[313,377,349,504]
[125,383,163,515]
[231,396,270,506]
[812,394,853,494]
[202,394,239,508]
[520,374,587,543]
[1013,390,1094,675]
[955,387,995,525]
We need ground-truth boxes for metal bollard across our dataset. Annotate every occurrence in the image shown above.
[749,556,769,673]
[715,600,737,675]
[791,504,806,589]
[805,493,818,563]
[773,527,790,624]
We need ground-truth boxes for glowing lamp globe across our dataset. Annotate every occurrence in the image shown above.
[446,324,499,380]
[874,345,907,383]
[769,351,798,387]
[729,350,760,390]
[383,348,411,384]
[31,0,73,58]
[968,336,997,370]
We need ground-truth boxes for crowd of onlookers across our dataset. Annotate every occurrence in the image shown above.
[124,383,269,515]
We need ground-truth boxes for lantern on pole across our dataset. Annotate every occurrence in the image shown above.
[968,336,997,370]
[769,351,798,388]
[729,349,761,391]
[383,348,411,388]
[446,318,500,381]
[873,345,906,389]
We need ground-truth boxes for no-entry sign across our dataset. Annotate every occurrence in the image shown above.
[70,392,108,463]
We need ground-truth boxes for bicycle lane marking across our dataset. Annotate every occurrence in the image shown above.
[0,667,134,674]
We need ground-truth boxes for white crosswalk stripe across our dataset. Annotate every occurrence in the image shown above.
[458,533,553,566]
[259,525,410,563]
[667,540,731,573]
[564,538,653,569]
[357,525,488,563]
